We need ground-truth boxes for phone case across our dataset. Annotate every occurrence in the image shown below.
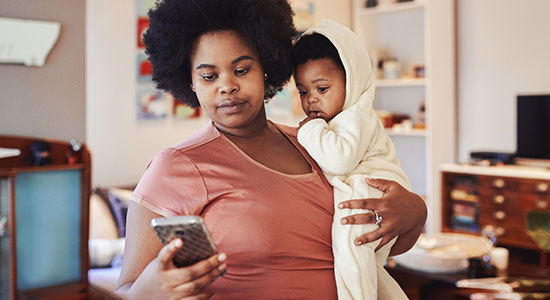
[151,216,218,267]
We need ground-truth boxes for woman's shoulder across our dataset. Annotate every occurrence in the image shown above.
[172,120,221,153]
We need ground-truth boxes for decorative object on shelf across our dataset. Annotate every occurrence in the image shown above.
[393,233,493,273]
[378,57,401,79]
[366,0,378,8]
[413,65,425,78]
[415,101,426,129]
[30,141,52,166]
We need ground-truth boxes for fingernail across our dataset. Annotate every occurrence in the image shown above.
[218,263,227,271]
[338,203,344,209]
[173,239,182,247]
[355,239,362,246]
[341,218,348,224]
[218,253,227,262]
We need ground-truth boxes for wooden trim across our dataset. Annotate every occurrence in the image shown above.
[18,282,88,299]
[79,144,91,293]
[9,176,16,300]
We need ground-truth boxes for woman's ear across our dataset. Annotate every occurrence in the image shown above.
[190,83,195,92]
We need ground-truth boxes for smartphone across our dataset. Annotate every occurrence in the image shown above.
[151,215,218,268]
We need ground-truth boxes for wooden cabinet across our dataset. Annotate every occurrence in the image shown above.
[0,135,91,299]
[441,163,550,251]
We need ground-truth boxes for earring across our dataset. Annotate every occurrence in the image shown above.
[264,73,268,80]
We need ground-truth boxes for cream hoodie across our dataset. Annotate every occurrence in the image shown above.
[297,20,411,300]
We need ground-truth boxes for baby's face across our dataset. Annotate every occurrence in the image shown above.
[295,58,346,122]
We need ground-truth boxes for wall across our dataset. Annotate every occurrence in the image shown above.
[0,0,86,142]
[457,0,550,162]
[86,0,352,187]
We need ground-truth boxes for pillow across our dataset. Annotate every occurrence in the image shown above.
[89,192,118,240]
[89,238,125,268]
[107,187,133,237]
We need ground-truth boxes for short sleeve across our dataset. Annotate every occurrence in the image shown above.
[131,147,208,217]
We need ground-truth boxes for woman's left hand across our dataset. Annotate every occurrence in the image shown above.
[338,178,427,255]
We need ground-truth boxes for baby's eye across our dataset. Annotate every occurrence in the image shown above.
[201,73,218,81]
[317,87,329,93]
[235,67,250,75]
[298,90,307,96]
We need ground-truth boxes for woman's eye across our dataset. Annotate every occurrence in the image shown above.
[318,87,328,93]
[235,67,250,75]
[201,74,218,81]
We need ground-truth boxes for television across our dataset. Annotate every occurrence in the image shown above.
[516,94,550,167]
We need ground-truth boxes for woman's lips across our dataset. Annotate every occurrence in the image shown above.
[218,99,247,114]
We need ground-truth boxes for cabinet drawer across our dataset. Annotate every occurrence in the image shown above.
[479,176,519,190]
[519,179,550,195]
[520,194,550,211]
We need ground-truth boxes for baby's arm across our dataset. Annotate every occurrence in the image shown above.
[297,110,376,175]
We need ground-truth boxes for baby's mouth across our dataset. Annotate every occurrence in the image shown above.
[308,110,322,118]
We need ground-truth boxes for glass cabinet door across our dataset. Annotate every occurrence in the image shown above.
[0,177,11,300]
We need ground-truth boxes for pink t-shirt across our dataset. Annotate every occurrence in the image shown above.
[132,121,337,299]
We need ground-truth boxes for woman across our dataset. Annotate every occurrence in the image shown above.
[116,0,427,299]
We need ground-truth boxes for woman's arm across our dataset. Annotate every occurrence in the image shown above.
[116,201,227,299]
[338,178,427,256]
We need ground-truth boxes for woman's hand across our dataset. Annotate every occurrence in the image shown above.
[338,178,427,256]
[151,238,227,300]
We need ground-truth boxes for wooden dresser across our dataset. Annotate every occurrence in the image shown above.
[440,163,550,251]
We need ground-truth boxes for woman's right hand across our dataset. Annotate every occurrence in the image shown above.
[152,238,227,300]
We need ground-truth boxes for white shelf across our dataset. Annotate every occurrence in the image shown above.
[386,128,427,136]
[375,78,426,87]
[358,1,425,17]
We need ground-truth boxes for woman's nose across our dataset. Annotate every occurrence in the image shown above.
[218,77,239,94]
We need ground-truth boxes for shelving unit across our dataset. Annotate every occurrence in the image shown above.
[352,0,456,232]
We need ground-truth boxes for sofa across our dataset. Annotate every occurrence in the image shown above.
[88,186,134,295]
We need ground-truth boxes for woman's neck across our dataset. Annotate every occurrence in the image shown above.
[215,105,271,139]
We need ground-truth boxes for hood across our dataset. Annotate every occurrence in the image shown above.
[301,19,375,111]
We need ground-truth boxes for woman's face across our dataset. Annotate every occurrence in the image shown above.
[190,30,266,133]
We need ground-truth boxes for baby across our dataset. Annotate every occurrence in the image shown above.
[292,20,411,300]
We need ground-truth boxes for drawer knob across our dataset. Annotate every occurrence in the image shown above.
[495,226,505,236]
[536,199,548,209]
[493,210,506,220]
[536,183,549,192]
[493,195,505,204]
[493,179,505,188]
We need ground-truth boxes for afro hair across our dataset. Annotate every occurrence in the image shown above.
[143,0,297,107]
[291,33,344,72]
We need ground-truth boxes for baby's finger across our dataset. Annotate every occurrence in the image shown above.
[158,238,183,270]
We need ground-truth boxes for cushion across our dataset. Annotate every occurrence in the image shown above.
[89,193,118,240]
[89,238,125,268]
[107,187,133,237]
